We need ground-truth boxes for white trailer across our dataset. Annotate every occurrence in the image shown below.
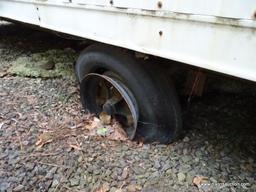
[1,0,256,143]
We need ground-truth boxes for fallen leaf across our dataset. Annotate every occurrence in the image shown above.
[85,117,100,130]
[138,141,144,147]
[94,116,100,121]
[193,175,209,186]
[0,71,7,78]
[97,127,108,136]
[108,121,127,141]
[99,111,111,125]
[35,138,53,149]
[26,95,38,105]
[35,132,54,148]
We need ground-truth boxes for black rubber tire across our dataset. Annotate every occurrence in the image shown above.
[76,44,182,143]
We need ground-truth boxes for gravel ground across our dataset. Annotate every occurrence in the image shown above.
[0,22,256,192]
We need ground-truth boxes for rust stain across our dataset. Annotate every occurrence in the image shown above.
[214,16,240,27]
[157,1,162,9]
[253,11,256,20]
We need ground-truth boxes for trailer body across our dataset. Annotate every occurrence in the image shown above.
[1,0,256,81]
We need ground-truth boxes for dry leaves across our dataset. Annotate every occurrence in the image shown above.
[138,141,144,148]
[35,125,73,148]
[35,131,54,148]
[35,114,128,150]
[85,116,128,141]
[25,95,38,105]
[192,175,209,186]
[0,71,8,78]
[99,111,111,125]
[108,120,127,141]
[85,117,100,130]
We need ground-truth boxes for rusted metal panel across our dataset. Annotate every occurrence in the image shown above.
[71,0,256,20]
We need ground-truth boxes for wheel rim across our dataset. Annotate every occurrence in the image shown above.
[81,72,139,139]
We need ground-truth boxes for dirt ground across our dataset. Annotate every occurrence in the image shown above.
[0,21,255,192]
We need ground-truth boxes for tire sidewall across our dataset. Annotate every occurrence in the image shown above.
[76,45,181,143]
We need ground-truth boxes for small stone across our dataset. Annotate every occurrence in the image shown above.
[26,162,35,171]
[94,169,101,175]
[111,171,118,180]
[186,171,196,184]
[18,172,26,178]
[109,187,118,192]
[251,184,256,190]
[161,162,171,171]
[9,157,20,165]
[181,156,190,163]
[154,160,161,169]
[45,167,58,179]
[122,145,129,151]
[0,153,8,159]
[0,182,10,191]
[142,187,158,192]
[13,184,24,192]
[132,166,145,175]
[210,177,217,183]
[70,178,80,186]
[177,172,186,182]
[30,177,38,185]
[79,176,86,188]
[120,167,129,180]
[150,171,160,178]
[22,140,29,146]
[78,156,83,163]
[166,169,172,175]
[45,172,54,179]
[248,158,254,163]
[183,148,188,155]
[102,182,110,191]
[7,176,18,183]
[45,181,52,190]
[50,167,58,174]
[127,184,137,192]
[51,179,59,188]
[183,137,190,142]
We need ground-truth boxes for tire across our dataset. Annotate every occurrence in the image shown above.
[75,44,182,143]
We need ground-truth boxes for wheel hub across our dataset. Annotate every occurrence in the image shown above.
[82,72,139,139]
